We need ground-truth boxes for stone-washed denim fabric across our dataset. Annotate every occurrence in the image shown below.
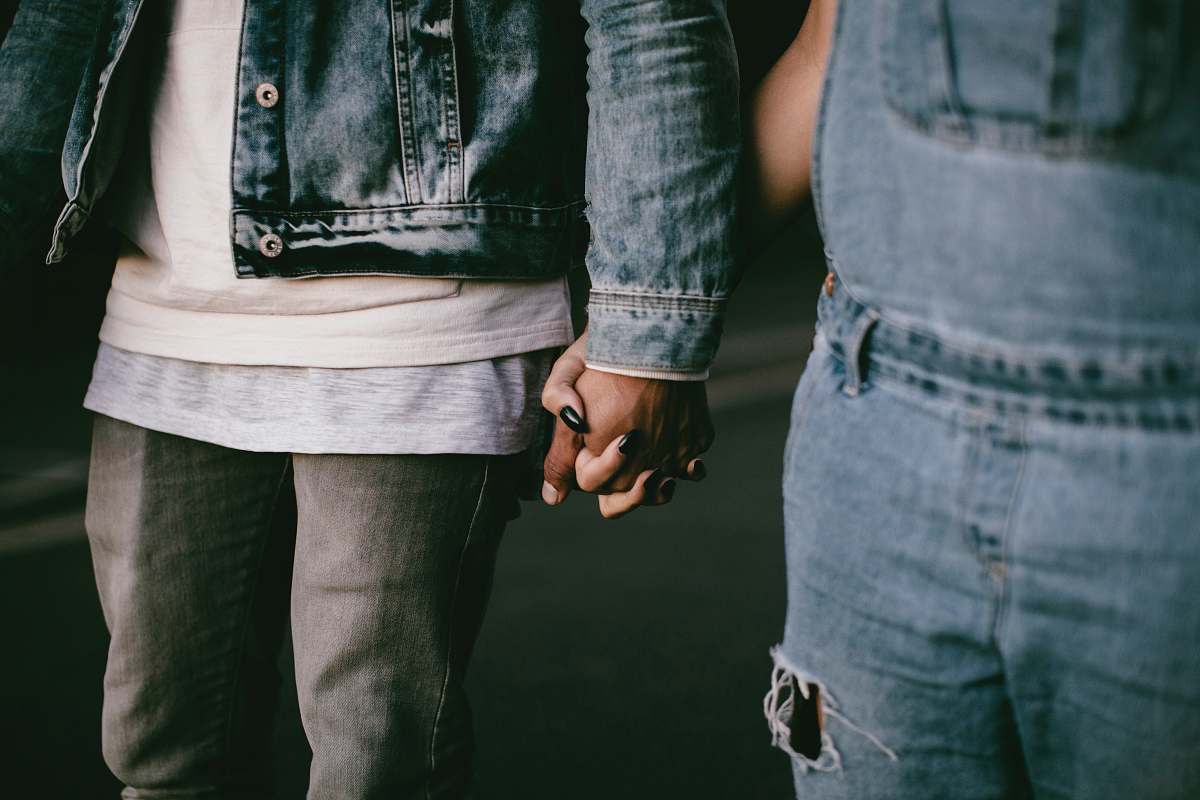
[33,0,739,374]
[769,2,1200,798]
[814,0,1200,352]
[0,0,105,274]
[773,283,1200,798]
[86,414,522,799]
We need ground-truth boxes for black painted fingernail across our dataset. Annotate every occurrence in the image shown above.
[691,460,707,480]
[618,430,641,455]
[661,479,676,501]
[559,405,586,433]
[644,470,663,495]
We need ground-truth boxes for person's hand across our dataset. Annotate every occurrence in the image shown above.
[540,331,714,518]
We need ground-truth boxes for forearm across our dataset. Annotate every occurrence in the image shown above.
[746,0,838,235]
[578,0,740,376]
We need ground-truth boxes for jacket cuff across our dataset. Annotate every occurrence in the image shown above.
[585,289,726,375]
[586,363,709,382]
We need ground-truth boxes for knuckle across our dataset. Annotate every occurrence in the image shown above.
[542,382,572,413]
[542,457,572,484]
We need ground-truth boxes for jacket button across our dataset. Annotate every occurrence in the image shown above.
[258,233,283,258]
[255,82,279,108]
[824,271,836,297]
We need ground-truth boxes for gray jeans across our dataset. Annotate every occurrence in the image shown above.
[85,415,521,799]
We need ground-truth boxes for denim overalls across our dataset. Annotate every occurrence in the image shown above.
[771,2,1200,797]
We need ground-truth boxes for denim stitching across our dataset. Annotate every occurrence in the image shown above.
[808,0,844,236]
[824,268,1200,379]
[588,291,727,313]
[990,421,1028,645]
[821,275,1200,429]
[876,0,1176,157]
[444,0,465,204]
[227,0,250,268]
[840,308,880,397]
[870,358,1200,431]
[399,0,426,202]
[954,414,984,570]
[427,456,490,800]
[232,200,587,218]
[386,0,416,204]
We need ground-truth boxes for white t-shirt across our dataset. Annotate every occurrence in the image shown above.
[99,0,573,368]
[84,0,573,456]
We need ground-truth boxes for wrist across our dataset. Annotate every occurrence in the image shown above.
[585,362,709,382]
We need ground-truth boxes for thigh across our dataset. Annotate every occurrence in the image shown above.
[1004,422,1200,799]
[85,415,293,792]
[290,451,518,800]
[774,343,1031,799]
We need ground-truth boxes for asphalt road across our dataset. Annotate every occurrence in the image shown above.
[0,226,825,798]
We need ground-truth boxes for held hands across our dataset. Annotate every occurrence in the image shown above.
[540,331,714,518]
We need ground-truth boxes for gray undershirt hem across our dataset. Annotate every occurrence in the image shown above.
[84,343,557,455]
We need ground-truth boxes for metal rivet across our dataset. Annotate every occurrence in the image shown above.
[255,82,279,108]
[258,233,283,258]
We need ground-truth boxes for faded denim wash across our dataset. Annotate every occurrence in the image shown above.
[814,0,1200,352]
[35,0,740,374]
[0,0,105,273]
[769,2,1200,798]
[86,415,522,799]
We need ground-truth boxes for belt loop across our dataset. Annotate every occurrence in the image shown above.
[842,308,880,397]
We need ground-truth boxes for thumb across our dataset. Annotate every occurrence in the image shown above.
[541,343,588,433]
[542,420,582,506]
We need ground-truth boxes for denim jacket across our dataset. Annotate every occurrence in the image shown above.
[10,0,739,374]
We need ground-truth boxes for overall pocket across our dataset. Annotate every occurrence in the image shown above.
[879,0,1182,156]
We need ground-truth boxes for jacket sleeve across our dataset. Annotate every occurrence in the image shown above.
[0,0,104,278]
[578,0,741,376]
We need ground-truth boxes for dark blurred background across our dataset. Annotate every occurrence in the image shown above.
[0,4,827,797]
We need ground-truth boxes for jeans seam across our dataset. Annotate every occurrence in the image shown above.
[782,347,826,482]
[955,417,983,567]
[218,455,293,772]
[991,422,1028,645]
[426,456,491,800]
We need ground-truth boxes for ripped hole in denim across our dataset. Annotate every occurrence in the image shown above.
[763,646,899,774]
